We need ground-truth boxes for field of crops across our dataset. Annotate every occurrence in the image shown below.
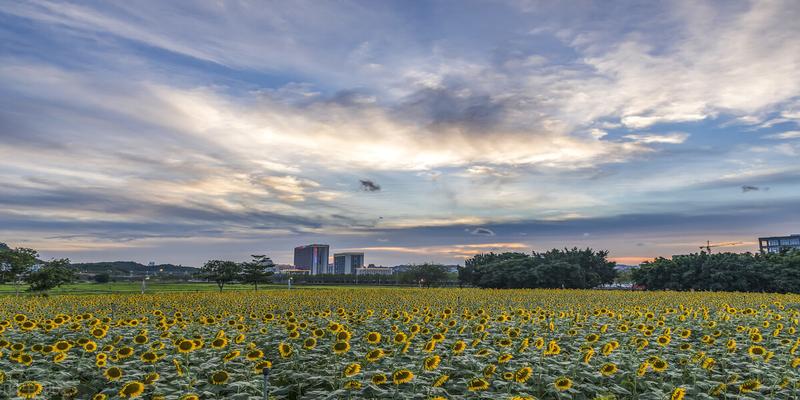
[1,289,800,399]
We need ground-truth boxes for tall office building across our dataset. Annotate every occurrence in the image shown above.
[294,244,330,275]
[759,234,800,253]
[333,252,364,274]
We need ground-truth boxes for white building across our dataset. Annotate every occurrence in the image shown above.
[333,252,364,274]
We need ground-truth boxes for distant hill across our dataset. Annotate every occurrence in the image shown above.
[0,242,9,251]
[70,261,197,276]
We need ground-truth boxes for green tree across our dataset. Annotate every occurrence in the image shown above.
[201,260,241,291]
[0,247,39,296]
[461,248,616,289]
[401,264,449,287]
[26,258,75,292]
[630,251,800,293]
[241,255,274,290]
[94,273,111,284]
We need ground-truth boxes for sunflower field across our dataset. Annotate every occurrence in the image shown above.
[1,288,800,399]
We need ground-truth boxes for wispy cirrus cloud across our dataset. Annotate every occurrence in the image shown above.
[1,0,799,265]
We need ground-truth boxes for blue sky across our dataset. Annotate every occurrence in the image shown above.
[1,0,799,267]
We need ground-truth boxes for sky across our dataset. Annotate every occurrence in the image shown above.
[1,0,799,267]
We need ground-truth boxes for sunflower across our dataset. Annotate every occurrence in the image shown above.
[657,335,671,346]
[223,350,240,362]
[424,355,441,370]
[366,331,381,344]
[343,380,361,390]
[104,366,123,381]
[671,387,686,400]
[600,362,618,377]
[498,353,513,363]
[365,348,385,362]
[337,331,352,341]
[179,394,200,400]
[467,377,490,391]
[144,372,160,385]
[544,340,561,355]
[392,369,415,385]
[119,381,145,398]
[371,373,387,385]
[710,383,727,396]
[92,394,108,400]
[332,341,350,355]
[176,340,195,353]
[140,351,159,363]
[84,341,98,352]
[747,345,766,358]
[17,381,44,399]
[554,377,573,391]
[303,337,317,349]
[433,375,449,387]
[651,358,668,372]
[211,337,228,350]
[117,346,134,359]
[393,332,407,344]
[344,363,361,377]
[254,360,272,373]
[210,370,229,385]
[739,379,761,393]
[446,340,465,355]
[246,349,264,360]
[54,341,71,352]
[515,366,533,383]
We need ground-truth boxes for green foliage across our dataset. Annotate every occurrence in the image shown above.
[26,258,76,292]
[94,272,111,283]
[241,255,275,290]
[631,250,800,292]
[70,260,195,275]
[459,248,617,289]
[201,260,241,291]
[395,263,450,287]
[0,246,39,295]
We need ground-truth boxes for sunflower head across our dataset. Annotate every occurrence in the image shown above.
[118,381,145,398]
[392,369,414,385]
[210,370,229,385]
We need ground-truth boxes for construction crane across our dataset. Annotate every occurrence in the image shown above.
[700,241,744,253]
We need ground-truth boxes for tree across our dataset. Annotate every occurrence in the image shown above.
[460,248,616,289]
[630,251,800,293]
[94,273,111,283]
[26,258,75,292]
[401,264,449,287]
[241,255,274,290]
[0,247,39,296]
[201,260,241,291]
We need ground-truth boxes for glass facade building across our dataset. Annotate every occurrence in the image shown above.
[293,244,330,275]
[759,235,800,254]
[332,252,364,274]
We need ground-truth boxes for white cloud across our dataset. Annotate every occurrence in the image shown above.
[766,131,800,140]
[623,133,690,144]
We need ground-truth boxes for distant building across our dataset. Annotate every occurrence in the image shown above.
[356,266,393,275]
[333,252,365,274]
[294,244,330,275]
[759,234,800,254]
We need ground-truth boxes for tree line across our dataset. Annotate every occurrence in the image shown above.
[0,245,75,295]
[200,255,275,291]
[458,248,617,289]
[631,251,800,292]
